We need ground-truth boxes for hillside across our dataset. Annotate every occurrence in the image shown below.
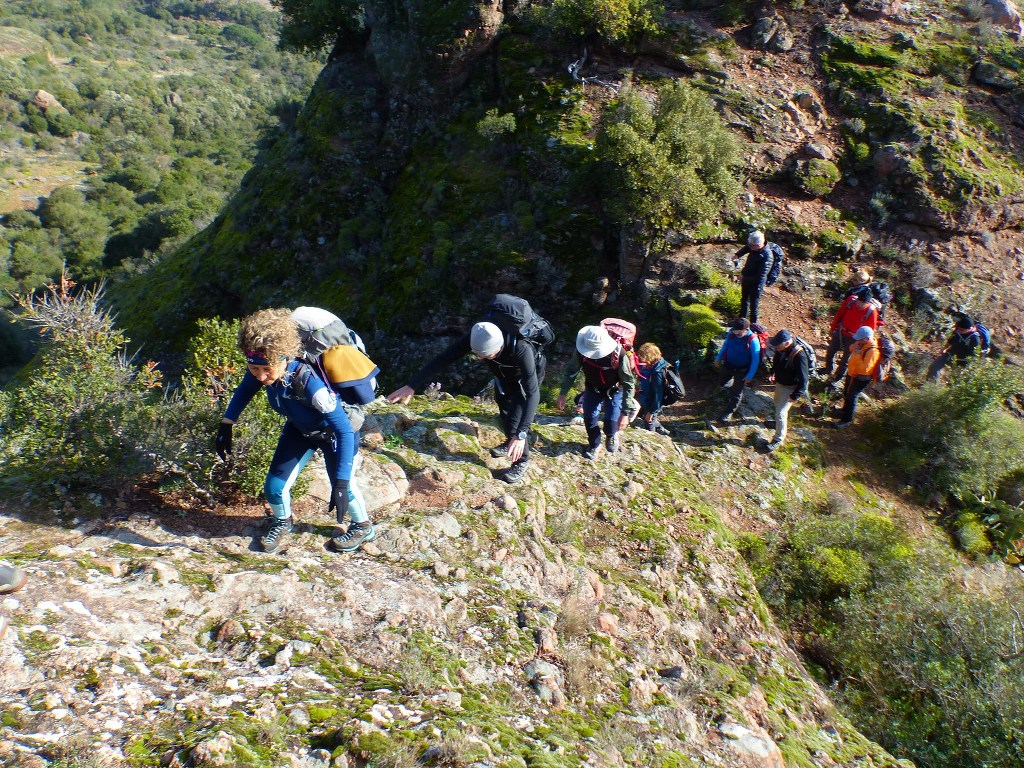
[1,394,924,767]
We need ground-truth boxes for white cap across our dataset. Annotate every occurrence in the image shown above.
[576,326,617,360]
[748,230,765,248]
[853,326,874,341]
[470,322,503,357]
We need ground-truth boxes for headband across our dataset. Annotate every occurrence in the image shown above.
[245,350,271,366]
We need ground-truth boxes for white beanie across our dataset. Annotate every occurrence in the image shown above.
[576,326,617,360]
[470,322,504,357]
[853,326,874,341]
[748,230,766,248]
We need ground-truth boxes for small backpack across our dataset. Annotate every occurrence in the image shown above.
[483,294,555,347]
[662,361,685,406]
[788,336,818,378]
[748,323,771,374]
[600,318,642,379]
[872,333,896,382]
[292,307,379,405]
[974,321,992,354]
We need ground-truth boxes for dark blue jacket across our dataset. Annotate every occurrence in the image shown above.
[637,358,668,413]
[223,361,356,482]
[738,243,784,291]
[716,332,760,380]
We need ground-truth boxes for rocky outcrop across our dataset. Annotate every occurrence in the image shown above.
[0,398,907,767]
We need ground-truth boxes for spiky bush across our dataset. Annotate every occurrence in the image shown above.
[0,281,161,497]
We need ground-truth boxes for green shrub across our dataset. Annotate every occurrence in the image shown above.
[953,513,992,556]
[710,283,741,317]
[0,282,161,496]
[870,362,1024,501]
[596,82,740,246]
[794,158,842,197]
[670,301,722,352]
[539,0,663,47]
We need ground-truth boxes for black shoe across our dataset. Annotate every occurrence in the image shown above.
[260,517,293,553]
[719,411,735,423]
[489,443,508,458]
[502,462,529,484]
[766,438,783,452]
[834,420,852,429]
[331,522,377,553]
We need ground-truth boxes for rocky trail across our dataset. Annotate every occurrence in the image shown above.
[0,395,912,768]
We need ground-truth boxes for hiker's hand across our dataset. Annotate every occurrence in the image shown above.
[215,422,233,462]
[744,378,754,387]
[386,385,414,404]
[556,395,567,411]
[329,480,349,524]
[507,438,526,463]
[617,414,628,431]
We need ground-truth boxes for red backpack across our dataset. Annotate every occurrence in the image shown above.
[748,322,771,375]
[600,318,642,378]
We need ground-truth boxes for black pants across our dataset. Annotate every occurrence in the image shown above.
[493,355,546,465]
[740,279,763,324]
[826,332,855,379]
[719,365,749,414]
[840,375,872,423]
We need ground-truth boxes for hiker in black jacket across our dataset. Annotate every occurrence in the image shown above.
[765,329,809,452]
[386,322,545,484]
[736,230,783,324]
[926,315,985,383]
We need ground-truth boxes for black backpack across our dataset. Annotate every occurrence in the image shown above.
[484,294,555,347]
[662,362,685,406]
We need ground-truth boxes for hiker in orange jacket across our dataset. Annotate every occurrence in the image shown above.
[824,286,880,382]
[835,326,880,428]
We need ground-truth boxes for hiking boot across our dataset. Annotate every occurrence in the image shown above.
[489,443,508,458]
[502,462,529,484]
[260,517,293,553]
[765,438,783,453]
[331,522,377,553]
[583,445,601,461]
[569,415,584,426]
[834,420,852,429]
[606,434,619,453]
[0,565,27,594]
[719,411,735,423]
[652,422,670,436]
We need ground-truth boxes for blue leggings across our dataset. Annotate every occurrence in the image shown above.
[264,423,367,523]
[582,389,623,449]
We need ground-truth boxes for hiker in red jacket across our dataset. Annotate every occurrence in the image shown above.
[824,286,880,383]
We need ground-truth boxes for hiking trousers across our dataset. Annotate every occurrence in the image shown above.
[582,388,623,449]
[719,365,750,415]
[739,278,763,324]
[773,384,797,443]
[839,375,872,423]
[265,422,368,524]
[827,332,855,379]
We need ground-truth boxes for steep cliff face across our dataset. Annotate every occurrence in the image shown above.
[0,395,913,767]
[112,0,1024,377]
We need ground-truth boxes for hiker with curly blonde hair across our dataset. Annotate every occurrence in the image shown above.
[216,309,374,554]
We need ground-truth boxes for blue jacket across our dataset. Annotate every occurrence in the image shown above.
[716,332,760,380]
[637,358,668,413]
[223,361,356,482]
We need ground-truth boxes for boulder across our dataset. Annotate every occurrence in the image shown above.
[986,0,1024,37]
[972,62,1017,90]
[32,90,62,111]
[853,0,902,19]
[751,15,794,52]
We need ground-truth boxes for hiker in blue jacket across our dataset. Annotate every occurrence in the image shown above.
[216,309,373,554]
[736,230,783,324]
[636,342,671,435]
[715,318,760,422]
[927,315,987,383]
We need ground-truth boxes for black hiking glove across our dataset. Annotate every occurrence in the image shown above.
[215,423,233,462]
[329,480,350,524]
